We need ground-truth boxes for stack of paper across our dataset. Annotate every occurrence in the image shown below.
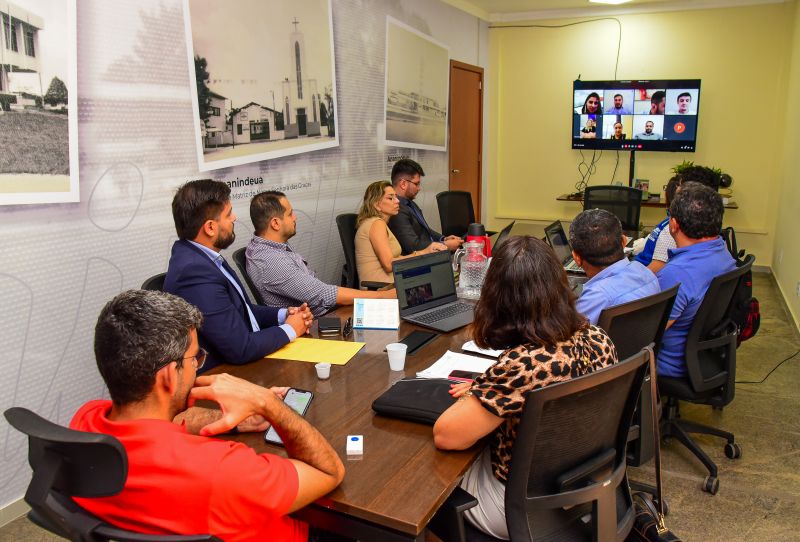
[462,340,504,358]
[417,350,495,379]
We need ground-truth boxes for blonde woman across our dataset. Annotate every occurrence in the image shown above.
[355,181,444,284]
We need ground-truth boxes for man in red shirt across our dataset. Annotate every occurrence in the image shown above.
[70,289,345,542]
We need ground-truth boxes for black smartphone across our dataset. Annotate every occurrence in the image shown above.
[386,330,438,356]
[264,388,314,445]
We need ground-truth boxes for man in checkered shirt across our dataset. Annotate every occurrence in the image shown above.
[246,191,396,317]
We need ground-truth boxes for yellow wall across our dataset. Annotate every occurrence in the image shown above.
[486,3,795,267]
[773,0,800,328]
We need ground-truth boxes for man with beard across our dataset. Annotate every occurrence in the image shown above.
[70,290,345,541]
[634,120,662,140]
[246,191,395,317]
[165,180,312,372]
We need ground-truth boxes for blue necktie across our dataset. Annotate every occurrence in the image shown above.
[408,201,435,243]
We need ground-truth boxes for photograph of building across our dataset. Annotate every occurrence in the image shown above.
[0,0,78,205]
[384,17,449,151]
[184,0,338,171]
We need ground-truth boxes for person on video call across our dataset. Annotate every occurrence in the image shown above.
[634,120,662,140]
[650,90,666,115]
[609,122,626,140]
[578,92,602,114]
[580,117,597,139]
[675,92,692,114]
[605,93,631,115]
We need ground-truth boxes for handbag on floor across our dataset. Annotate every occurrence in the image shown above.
[626,348,682,542]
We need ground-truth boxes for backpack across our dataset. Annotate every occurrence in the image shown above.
[721,227,760,346]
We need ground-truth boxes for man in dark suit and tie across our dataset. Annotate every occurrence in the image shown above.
[387,159,462,255]
[164,180,312,373]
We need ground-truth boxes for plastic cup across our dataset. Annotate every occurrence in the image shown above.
[315,362,331,380]
[386,343,408,371]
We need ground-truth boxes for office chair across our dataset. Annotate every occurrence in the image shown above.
[335,213,389,290]
[598,286,678,510]
[657,256,753,494]
[3,407,220,542]
[436,190,475,238]
[231,247,265,305]
[429,347,652,542]
[583,186,643,238]
[436,191,496,239]
[141,273,166,291]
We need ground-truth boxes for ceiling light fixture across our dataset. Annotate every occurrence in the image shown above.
[589,0,633,5]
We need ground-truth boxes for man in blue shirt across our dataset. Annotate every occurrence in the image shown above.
[656,182,736,377]
[164,180,313,372]
[570,209,660,325]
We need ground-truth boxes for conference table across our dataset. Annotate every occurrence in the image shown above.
[209,307,485,541]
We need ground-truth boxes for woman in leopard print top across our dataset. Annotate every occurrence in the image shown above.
[433,235,618,539]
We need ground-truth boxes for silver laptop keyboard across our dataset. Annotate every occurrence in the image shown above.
[413,302,473,324]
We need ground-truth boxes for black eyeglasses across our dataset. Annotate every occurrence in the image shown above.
[402,178,421,187]
[153,348,207,374]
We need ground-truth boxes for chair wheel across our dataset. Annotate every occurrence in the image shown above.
[653,498,670,516]
[703,475,719,495]
[724,442,742,459]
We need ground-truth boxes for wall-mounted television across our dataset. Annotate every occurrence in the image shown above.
[572,79,701,152]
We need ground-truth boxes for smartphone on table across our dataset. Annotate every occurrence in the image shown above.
[264,388,314,445]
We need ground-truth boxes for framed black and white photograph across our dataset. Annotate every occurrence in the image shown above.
[383,17,449,152]
[183,0,339,172]
[0,0,78,205]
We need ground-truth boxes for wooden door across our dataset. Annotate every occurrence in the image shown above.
[448,60,483,221]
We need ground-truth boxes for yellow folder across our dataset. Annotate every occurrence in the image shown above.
[265,337,365,365]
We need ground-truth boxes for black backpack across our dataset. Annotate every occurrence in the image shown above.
[721,227,760,346]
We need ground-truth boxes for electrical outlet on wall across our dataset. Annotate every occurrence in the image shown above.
[796,282,800,297]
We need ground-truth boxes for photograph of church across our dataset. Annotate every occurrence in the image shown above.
[184,0,338,171]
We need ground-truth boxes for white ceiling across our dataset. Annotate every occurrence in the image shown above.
[447,0,787,22]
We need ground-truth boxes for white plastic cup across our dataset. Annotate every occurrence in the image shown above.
[315,362,331,380]
[386,343,408,371]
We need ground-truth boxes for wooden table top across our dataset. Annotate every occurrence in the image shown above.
[209,308,483,537]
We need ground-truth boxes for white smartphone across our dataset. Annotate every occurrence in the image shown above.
[263,388,314,445]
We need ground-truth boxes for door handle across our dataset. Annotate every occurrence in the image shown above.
[451,169,460,174]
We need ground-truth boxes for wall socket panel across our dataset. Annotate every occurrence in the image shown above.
[796,282,800,297]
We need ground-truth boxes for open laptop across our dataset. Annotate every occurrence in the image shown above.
[544,221,585,275]
[492,220,516,251]
[392,251,474,332]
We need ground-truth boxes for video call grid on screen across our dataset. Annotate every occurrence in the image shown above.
[572,79,701,152]
[395,257,456,310]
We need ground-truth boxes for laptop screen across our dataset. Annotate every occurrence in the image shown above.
[544,222,573,265]
[392,251,456,313]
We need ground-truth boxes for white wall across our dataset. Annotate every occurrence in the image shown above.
[0,0,488,511]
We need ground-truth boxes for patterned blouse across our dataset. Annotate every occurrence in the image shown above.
[470,325,618,483]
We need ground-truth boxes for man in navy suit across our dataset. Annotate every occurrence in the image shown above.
[164,180,312,373]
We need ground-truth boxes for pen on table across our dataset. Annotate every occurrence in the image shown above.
[343,317,353,338]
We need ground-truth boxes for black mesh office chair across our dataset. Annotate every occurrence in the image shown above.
[583,186,643,238]
[430,347,652,542]
[4,407,220,542]
[141,273,166,291]
[598,286,678,509]
[658,256,753,494]
[335,213,389,290]
[231,246,265,305]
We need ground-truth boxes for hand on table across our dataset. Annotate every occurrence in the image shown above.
[448,381,473,398]
[287,303,313,336]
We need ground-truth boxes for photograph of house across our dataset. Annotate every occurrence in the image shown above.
[184,0,338,171]
[0,0,78,205]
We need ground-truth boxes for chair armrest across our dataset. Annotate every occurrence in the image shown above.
[428,486,479,542]
[361,281,390,290]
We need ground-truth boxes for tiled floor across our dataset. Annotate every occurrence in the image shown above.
[2,272,798,541]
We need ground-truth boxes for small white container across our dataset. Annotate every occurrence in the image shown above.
[385,343,408,371]
[315,362,331,380]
